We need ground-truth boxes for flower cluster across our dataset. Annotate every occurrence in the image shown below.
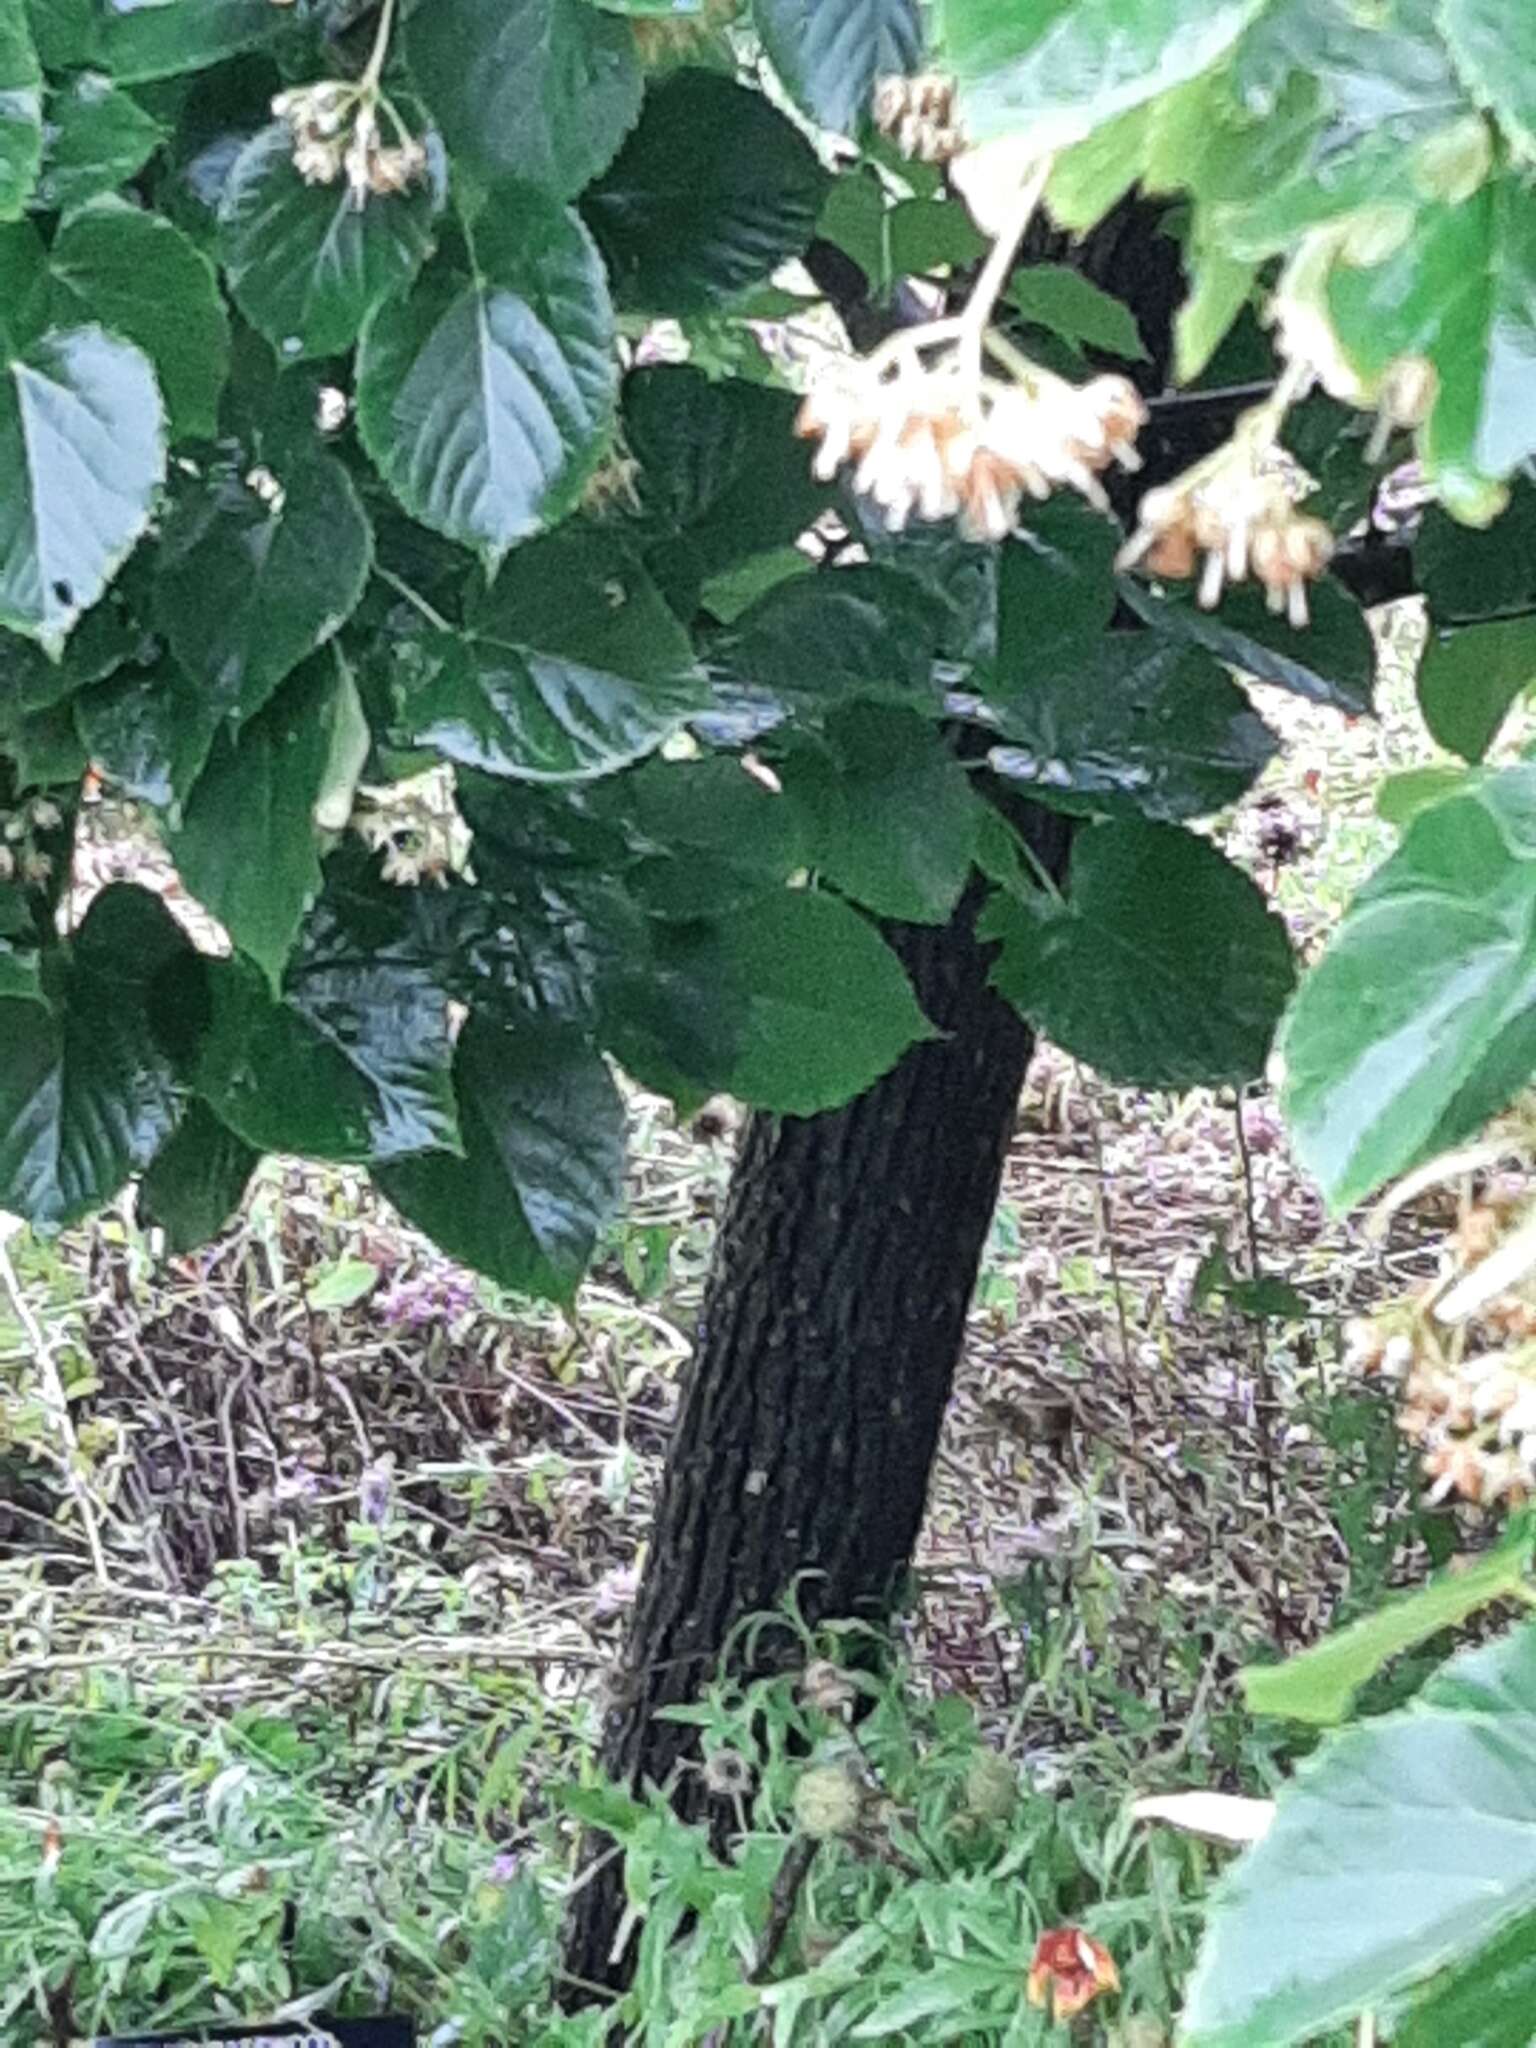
[1119,468,1333,624]
[272,82,428,207]
[871,72,964,163]
[796,354,1146,541]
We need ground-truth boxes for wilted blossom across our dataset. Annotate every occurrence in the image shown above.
[591,1563,641,1619]
[379,1269,476,1328]
[1027,1926,1120,2021]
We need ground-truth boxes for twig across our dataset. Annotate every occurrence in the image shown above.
[0,1228,112,1587]
[751,1838,818,1983]
[1232,1096,1290,1645]
[1077,1066,1138,1424]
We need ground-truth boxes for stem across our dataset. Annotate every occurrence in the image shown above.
[0,1228,111,1588]
[359,0,398,92]
[956,157,1053,384]
[374,563,455,635]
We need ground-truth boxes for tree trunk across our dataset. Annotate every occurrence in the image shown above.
[564,824,1067,1991]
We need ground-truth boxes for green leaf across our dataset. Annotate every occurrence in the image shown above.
[404,0,640,199]
[942,0,1267,150]
[1280,765,1536,1209]
[1244,1525,1535,1726]
[380,1010,624,1304]
[984,635,1278,822]
[1117,576,1375,714]
[0,883,188,1225]
[885,194,989,276]
[306,1254,381,1310]
[138,1099,258,1252]
[171,655,358,989]
[37,0,284,84]
[623,365,832,609]
[74,665,221,809]
[35,75,164,212]
[752,0,921,138]
[719,888,935,1114]
[1044,99,1151,233]
[713,565,948,707]
[985,820,1294,1088]
[0,0,41,220]
[356,196,615,555]
[1417,481,1536,620]
[0,211,46,350]
[50,197,229,440]
[998,495,1120,660]
[1007,263,1147,359]
[194,939,461,1168]
[219,122,442,360]
[154,451,373,724]
[785,705,979,923]
[609,752,805,917]
[1377,762,1470,828]
[396,529,700,780]
[1438,0,1536,160]
[0,584,139,715]
[584,70,829,312]
[1419,616,1536,763]
[852,1961,1013,2036]
[0,324,164,650]
[1399,1912,1536,2048]
[1327,177,1536,507]
[1182,1620,1536,2047]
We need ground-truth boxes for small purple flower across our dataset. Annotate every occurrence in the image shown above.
[487,1853,521,1884]
[380,1269,476,1328]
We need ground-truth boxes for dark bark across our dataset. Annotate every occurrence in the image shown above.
[563,823,1068,1993]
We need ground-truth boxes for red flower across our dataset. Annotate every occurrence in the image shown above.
[1027,1925,1120,2022]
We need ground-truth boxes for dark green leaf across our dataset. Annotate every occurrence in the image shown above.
[752,0,921,138]
[1419,617,1536,763]
[985,820,1294,1088]
[35,76,164,212]
[171,655,359,987]
[611,752,805,917]
[1280,765,1536,1209]
[584,70,829,312]
[712,566,948,705]
[404,0,640,199]
[356,196,615,554]
[51,196,230,440]
[1417,481,1536,620]
[1244,1527,1534,1726]
[943,0,1266,150]
[138,1098,258,1251]
[397,529,700,780]
[194,938,460,1168]
[1007,263,1147,359]
[0,883,188,1224]
[33,0,283,84]
[1117,576,1375,714]
[74,665,221,808]
[984,635,1278,822]
[785,704,979,922]
[1399,1912,1536,2048]
[380,1010,623,1303]
[155,451,372,723]
[0,324,164,650]
[0,587,140,716]
[0,212,45,349]
[885,194,989,276]
[1183,1620,1536,2047]
[719,888,935,1114]
[0,0,41,219]
[999,495,1120,661]
[1439,0,1536,160]
[219,122,442,360]
[599,917,746,1110]
[623,365,832,610]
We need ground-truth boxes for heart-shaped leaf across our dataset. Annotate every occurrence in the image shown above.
[404,0,640,199]
[35,75,164,212]
[380,1009,624,1304]
[985,819,1295,1088]
[51,196,230,439]
[219,122,442,359]
[154,450,372,723]
[356,194,615,554]
[138,1099,259,1252]
[751,0,921,139]
[0,322,164,650]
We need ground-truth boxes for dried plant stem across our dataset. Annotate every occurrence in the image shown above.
[0,1227,112,1588]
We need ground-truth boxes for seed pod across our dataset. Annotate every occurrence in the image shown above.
[793,1763,864,1840]
[964,1747,1018,1823]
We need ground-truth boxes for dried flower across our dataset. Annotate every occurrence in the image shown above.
[1120,469,1332,626]
[272,79,429,209]
[800,1659,857,1715]
[872,72,963,163]
[702,1747,755,1799]
[793,1762,865,1839]
[1027,1926,1120,2022]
